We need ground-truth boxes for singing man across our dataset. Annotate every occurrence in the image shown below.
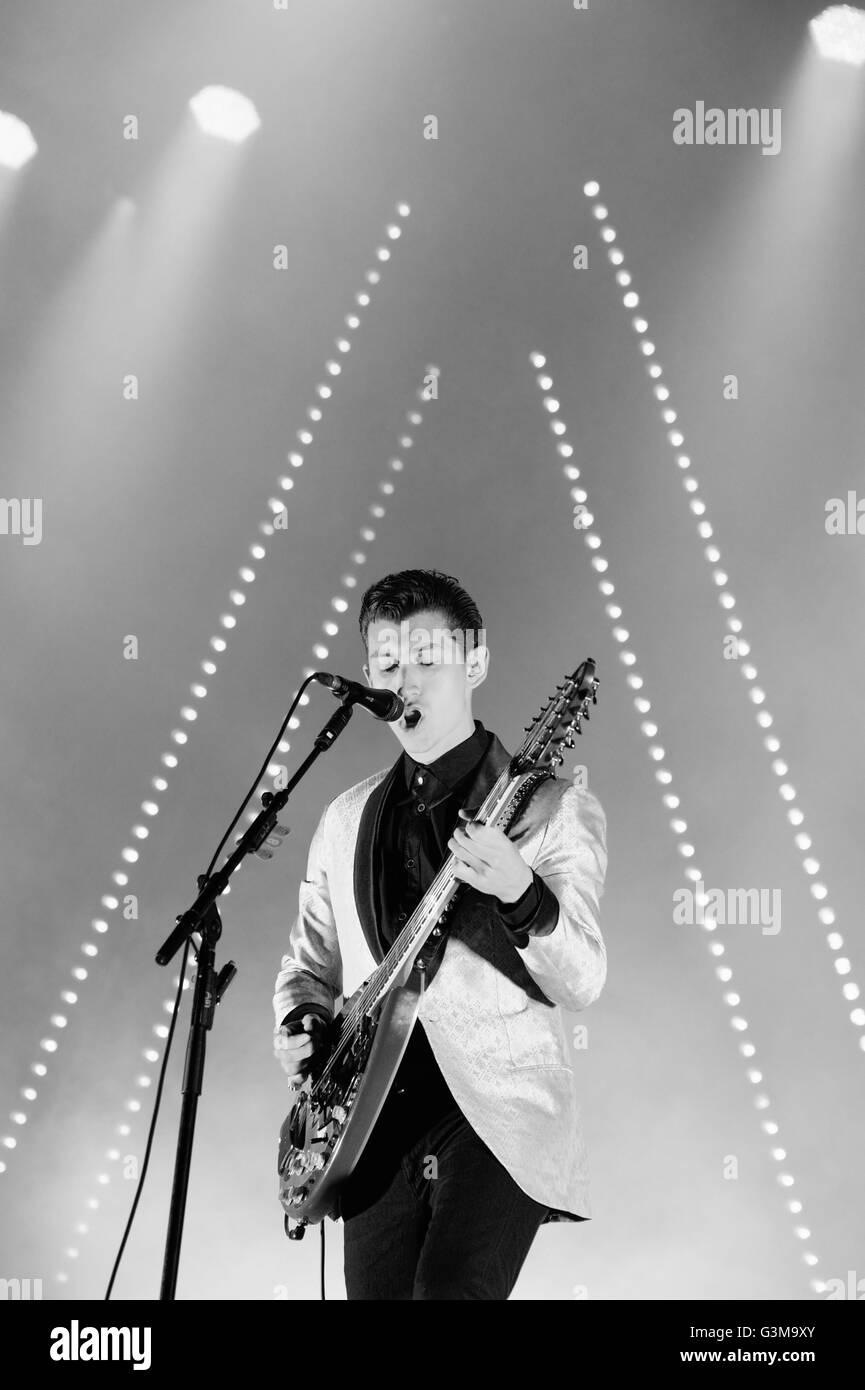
[273,568,607,1299]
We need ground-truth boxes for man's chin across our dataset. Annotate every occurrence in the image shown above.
[394,713,429,745]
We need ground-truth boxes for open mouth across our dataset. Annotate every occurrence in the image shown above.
[402,707,423,729]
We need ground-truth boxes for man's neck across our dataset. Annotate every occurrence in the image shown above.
[413,714,477,766]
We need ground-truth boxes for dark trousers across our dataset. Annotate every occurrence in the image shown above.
[341,1105,549,1300]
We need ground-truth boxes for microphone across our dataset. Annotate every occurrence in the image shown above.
[312,672,405,722]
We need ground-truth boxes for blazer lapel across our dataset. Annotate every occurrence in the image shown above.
[353,757,401,965]
[460,731,514,815]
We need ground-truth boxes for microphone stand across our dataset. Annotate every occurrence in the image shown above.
[154,696,357,1300]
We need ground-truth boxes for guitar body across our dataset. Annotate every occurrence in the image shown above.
[278,974,422,1224]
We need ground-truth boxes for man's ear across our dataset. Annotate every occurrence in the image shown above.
[362,662,371,685]
[466,644,489,690]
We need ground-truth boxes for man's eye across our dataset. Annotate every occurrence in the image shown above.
[380,658,434,672]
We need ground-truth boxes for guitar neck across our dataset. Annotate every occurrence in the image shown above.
[359,764,533,1012]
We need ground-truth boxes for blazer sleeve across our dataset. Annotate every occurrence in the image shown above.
[272,798,344,1030]
[516,781,608,1012]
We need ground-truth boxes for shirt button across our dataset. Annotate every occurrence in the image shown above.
[397,910,407,922]
[406,858,415,868]
[416,802,426,813]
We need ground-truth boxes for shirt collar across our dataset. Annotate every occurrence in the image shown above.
[400,719,490,798]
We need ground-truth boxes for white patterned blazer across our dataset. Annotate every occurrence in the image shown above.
[273,728,608,1221]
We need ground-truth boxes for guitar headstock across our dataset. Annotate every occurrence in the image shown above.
[512,658,599,775]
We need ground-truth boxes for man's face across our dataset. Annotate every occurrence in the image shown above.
[363,608,488,761]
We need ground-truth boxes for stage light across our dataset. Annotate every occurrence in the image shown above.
[0,110,37,169]
[532,347,826,1286]
[810,5,865,66]
[188,86,261,143]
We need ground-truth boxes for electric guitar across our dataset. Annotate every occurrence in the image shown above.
[277,658,599,1234]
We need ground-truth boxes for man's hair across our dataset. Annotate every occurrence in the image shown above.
[358,568,484,654]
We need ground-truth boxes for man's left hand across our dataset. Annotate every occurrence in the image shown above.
[448,808,534,905]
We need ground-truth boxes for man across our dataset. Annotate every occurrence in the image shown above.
[273,569,608,1299]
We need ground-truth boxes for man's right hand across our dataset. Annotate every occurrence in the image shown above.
[273,1014,330,1086]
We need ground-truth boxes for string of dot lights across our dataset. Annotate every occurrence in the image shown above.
[51,366,437,1289]
[0,202,413,1178]
[529,349,826,1294]
[578,179,862,1063]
